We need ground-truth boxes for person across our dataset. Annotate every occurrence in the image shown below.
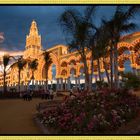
[23,92,27,101]
[29,90,33,100]
[45,89,50,99]
[49,88,54,100]
[27,90,31,101]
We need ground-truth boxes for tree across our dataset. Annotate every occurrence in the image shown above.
[59,6,97,90]
[42,51,52,90]
[2,54,10,93]
[88,18,112,88]
[28,59,38,81]
[11,57,27,93]
[92,23,111,85]
[104,6,140,88]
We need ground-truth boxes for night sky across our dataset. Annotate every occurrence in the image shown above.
[0,5,140,53]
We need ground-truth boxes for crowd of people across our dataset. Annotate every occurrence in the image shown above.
[22,90,33,101]
[41,88,54,100]
[21,85,84,102]
[21,87,54,101]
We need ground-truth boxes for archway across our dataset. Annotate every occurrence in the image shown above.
[69,59,76,66]
[39,52,59,90]
[118,55,132,74]
[42,63,57,90]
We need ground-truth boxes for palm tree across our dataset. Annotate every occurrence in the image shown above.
[3,54,10,93]
[28,59,38,81]
[11,57,27,93]
[59,6,97,90]
[94,23,111,85]
[104,6,140,88]
[42,51,52,90]
[89,21,111,86]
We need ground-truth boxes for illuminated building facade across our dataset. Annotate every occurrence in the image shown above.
[0,20,140,91]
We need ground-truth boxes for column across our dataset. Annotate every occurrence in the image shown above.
[65,78,67,91]
[67,77,71,90]
[89,74,92,90]
[61,78,63,90]
[59,78,61,90]
[77,76,80,88]
[56,78,59,91]
[75,76,78,88]
[94,72,98,82]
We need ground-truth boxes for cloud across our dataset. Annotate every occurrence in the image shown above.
[0,6,139,52]
[0,50,23,57]
[0,32,4,43]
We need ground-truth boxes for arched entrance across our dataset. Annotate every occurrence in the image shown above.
[40,52,59,90]
[42,63,57,90]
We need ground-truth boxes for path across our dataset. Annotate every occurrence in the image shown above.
[0,98,43,134]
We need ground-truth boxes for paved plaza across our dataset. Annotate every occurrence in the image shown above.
[0,98,42,134]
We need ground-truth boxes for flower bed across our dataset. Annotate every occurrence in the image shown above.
[38,88,139,134]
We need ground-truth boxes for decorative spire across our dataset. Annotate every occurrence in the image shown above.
[29,20,38,36]
[24,20,42,59]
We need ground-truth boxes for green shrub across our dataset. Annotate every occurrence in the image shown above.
[121,72,140,89]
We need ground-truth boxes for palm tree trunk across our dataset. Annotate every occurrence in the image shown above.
[83,59,89,90]
[114,43,119,88]
[45,68,48,90]
[97,58,102,81]
[18,69,21,93]
[32,71,34,80]
[103,57,110,84]
[90,55,94,90]
[3,67,6,93]
[110,46,114,88]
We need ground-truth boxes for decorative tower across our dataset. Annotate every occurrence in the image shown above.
[24,20,42,58]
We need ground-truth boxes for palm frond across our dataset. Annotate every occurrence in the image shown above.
[17,58,27,70]
[124,6,140,21]
[3,55,10,67]
[43,51,52,68]
[121,23,137,33]
[84,6,97,22]
[28,59,38,71]
[59,8,82,35]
